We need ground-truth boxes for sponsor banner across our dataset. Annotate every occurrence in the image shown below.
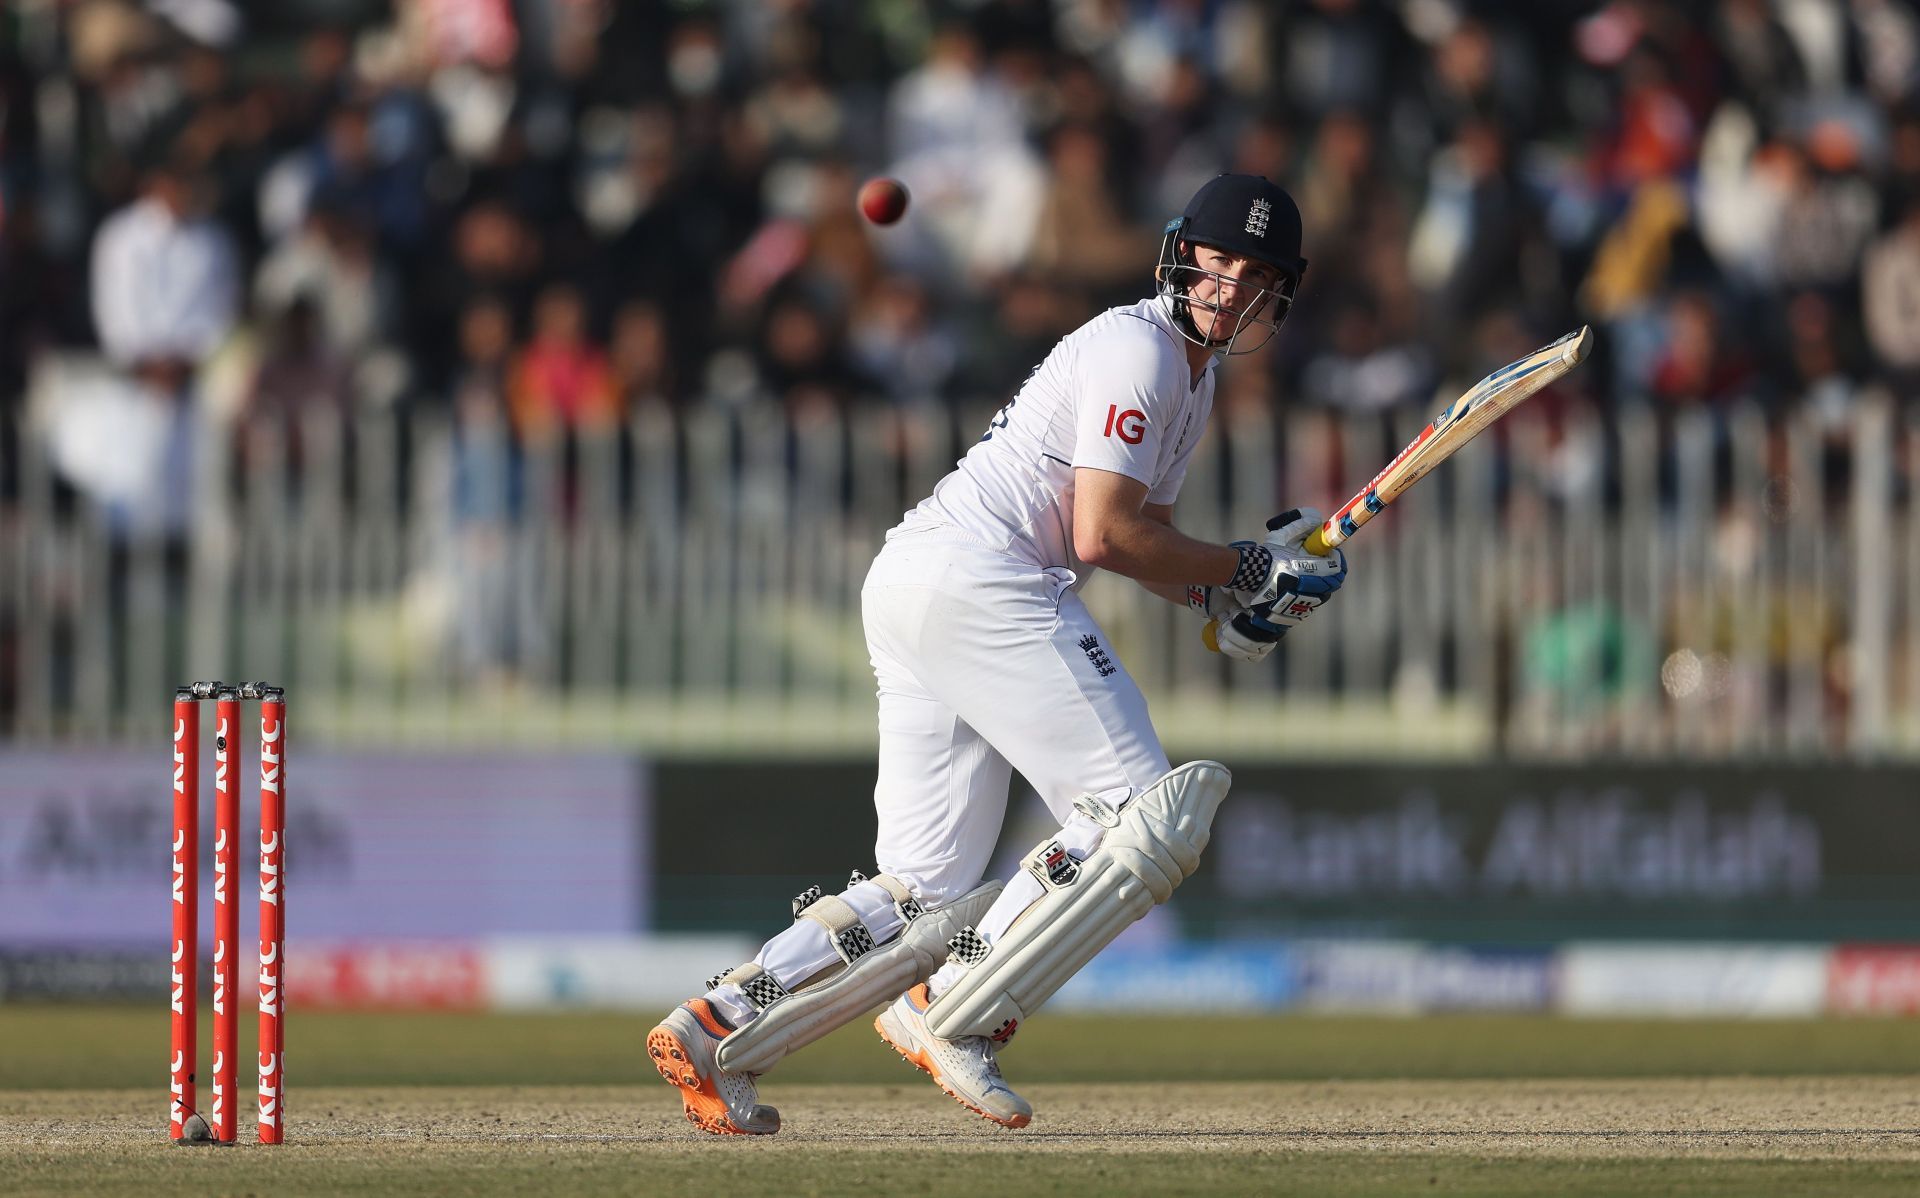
[1560,943,1829,1017]
[1051,942,1298,1012]
[1296,942,1555,1013]
[287,942,489,1010]
[0,936,754,1010]
[0,749,648,948]
[648,761,1920,941]
[484,935,758,1010]
[1049,940,1552,1014]
[1211,770,1827,907]
[1827,945,1920,1015]
[0,948,168,1001]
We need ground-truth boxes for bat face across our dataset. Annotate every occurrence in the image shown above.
[1315,326,1593,552]
[1442,326,1592,435]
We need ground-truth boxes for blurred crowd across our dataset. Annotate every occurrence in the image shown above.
[1,0,1918,493]
[0,0,1916,732]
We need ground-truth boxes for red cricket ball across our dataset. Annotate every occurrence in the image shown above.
[857,177,910,226]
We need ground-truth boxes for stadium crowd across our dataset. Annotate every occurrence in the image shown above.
[1,0,1918,499]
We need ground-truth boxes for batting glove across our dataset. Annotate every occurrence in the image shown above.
[1220,507,1348,651]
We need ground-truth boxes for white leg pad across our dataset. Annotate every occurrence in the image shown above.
[714,880,1001,1076]
[924,761,1231,1041]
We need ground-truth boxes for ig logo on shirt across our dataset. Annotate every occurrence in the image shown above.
[1103,405,1146,444]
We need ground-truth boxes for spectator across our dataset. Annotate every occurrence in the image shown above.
[508,283,618,442]
[262,93,433,252]
[417,199,543,388]
[254,202,402,361]
[849,273,958,405]
[1027,123,1149,304]
[1408,118,1532,363]
[245,294,349,425]
[77,151,234,538]
[885,21,1045,281]
[1050,56,1143,206]
[1278,0,1398,119]
[1862,197,1920,393]
[1781,291,1863,498]
[1649,291,1754,407]
[797,160,884,308]
[448,292,530,685]
[1299,295,1434,414]
[1773,136,1879,297]
[1886,111,1920,215]
[1712,0,1807,129]
[1297,110,1376,243]
[756,283,862,421]
[608,299,678,410]
[452,295,515,426]
[1697,116,1794,294]
[1598,46,1698,192]
[89,154,238,389]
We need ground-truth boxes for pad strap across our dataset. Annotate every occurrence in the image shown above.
[869,873,925,924]
[708,963,790,1011]
[797,893,878,965]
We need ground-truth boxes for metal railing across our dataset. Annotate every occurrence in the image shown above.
[6,354,1916,758]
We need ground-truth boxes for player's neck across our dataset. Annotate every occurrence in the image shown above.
[1184,339,1219,385]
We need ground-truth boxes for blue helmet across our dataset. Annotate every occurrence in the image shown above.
[1157,173,1308,354]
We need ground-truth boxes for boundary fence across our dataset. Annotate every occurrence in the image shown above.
[5,354,1914,757]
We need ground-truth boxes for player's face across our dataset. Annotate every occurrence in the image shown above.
[1183,245,1284,342]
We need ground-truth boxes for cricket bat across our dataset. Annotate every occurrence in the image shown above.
[1204,325,1594,653]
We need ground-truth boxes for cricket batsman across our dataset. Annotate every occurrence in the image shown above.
[646,174,1347,1134]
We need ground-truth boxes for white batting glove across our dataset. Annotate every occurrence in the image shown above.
[1188,583,1276,662]
[1216,507,1348,654]
[1263,508,1326,559]
[1210,604,1281,661]
[1226,508,1345,608]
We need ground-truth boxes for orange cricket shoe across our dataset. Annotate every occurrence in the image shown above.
[645,999,780,1136]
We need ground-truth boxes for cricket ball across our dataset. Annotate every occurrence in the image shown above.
[857,177,909,226]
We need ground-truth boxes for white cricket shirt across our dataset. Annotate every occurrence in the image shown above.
[893,295,1215,577]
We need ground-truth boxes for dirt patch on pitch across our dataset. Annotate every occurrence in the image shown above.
[5,1076,1918,1162]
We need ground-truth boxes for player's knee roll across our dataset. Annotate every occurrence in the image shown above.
[923,761,1231,1042]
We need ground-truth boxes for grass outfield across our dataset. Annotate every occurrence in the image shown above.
[8,1006,1920,1090]
[4,1008,1919,1196]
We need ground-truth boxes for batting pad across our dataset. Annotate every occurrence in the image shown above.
[714,880,1002,1076]
[924,760,1232,1042]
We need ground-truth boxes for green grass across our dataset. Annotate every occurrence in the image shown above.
[9,1146,1920,1198]
[8,1006,1920,1090]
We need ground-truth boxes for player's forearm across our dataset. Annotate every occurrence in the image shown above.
[1076,513,1239,586]
[1133,578,1195,607]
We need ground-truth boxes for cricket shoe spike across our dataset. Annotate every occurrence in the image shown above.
[875,983,1032,1129]
[646,999,780,1136]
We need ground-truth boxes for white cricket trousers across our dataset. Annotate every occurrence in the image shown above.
[705,529,1171,1028]
[861,528,1171,903]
